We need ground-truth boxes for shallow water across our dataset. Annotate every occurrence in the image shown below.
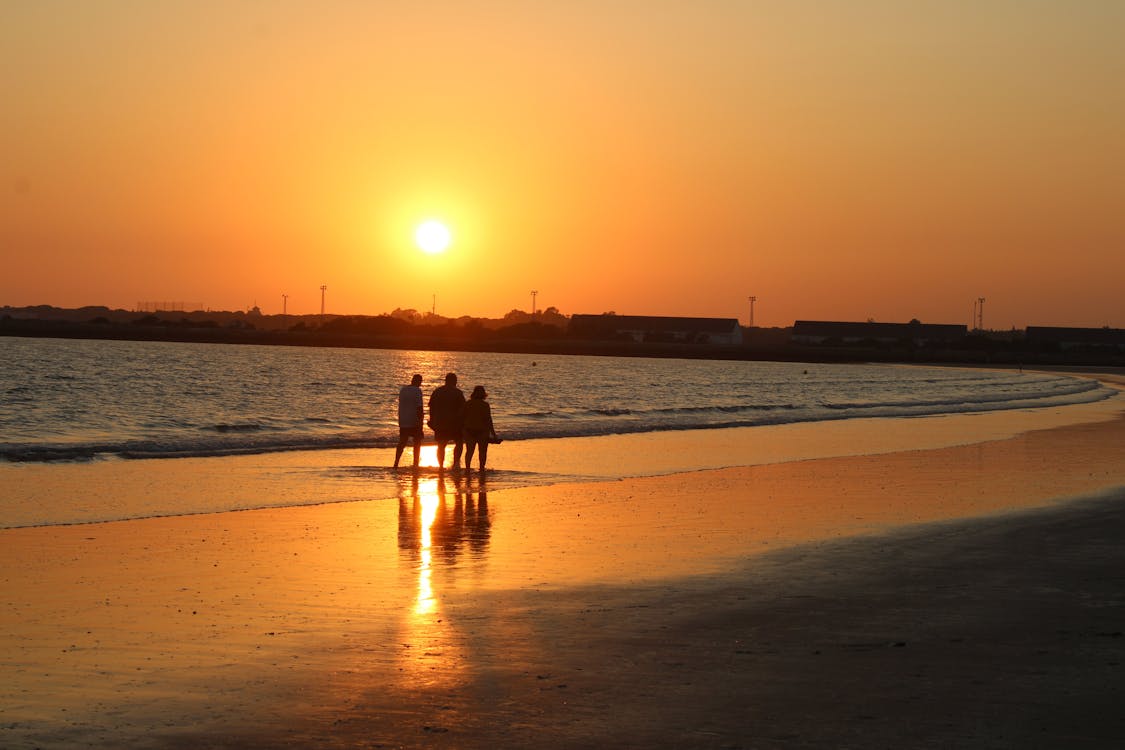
[3,392,1121,529]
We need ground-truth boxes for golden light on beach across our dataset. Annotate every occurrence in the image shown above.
[415,479,440,615]
[414,220,452,256]
[416,444,440,468]
[391,476,472,695]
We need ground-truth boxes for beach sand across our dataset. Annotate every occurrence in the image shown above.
[4,387,1125,747]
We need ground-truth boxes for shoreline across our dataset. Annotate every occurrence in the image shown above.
[3,381,1125,747]
[3,376,1122,529]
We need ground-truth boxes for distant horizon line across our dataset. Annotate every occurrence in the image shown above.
[2,302,1120,333]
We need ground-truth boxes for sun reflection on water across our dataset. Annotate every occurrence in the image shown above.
[415,444,440,469]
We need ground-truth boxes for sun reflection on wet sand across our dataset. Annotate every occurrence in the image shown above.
[414,478,440,615]
[393,474,492,689]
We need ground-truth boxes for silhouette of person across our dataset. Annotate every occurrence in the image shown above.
[428,372,465,470]
[463,385,499,472]
[393,373,424,469]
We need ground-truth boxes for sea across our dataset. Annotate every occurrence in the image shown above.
[1,336,1116,464]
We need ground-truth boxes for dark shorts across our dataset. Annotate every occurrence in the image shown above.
[399,425,423,441]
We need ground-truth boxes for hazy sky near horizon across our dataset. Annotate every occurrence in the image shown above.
[3,1,1124,329]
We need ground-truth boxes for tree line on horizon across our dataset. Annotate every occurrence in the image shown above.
[3,304,1122,366]
[0,303,606,340]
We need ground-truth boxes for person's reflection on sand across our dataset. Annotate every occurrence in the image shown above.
[391,474,493,690]
[465,484,489,556]
[397,475,491,571]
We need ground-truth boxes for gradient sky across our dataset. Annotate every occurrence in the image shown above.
[3,1,1123,328]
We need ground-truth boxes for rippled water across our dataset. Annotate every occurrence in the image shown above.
[0,336,1114,462]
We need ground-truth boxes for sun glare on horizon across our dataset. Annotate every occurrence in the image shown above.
[414,220,452,255]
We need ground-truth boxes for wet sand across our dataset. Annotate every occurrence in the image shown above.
[3,390,1125,747]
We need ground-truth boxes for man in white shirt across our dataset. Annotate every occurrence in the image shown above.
[393,374,424,469]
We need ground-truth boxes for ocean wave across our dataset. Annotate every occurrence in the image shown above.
[822,378,1102,411]
[206,422,272,433]
[0,444,118,463]
[651,403,799,415]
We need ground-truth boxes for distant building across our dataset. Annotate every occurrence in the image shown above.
[569,314,743,346]
[1025,326,1125,351]
[791,320,967,346]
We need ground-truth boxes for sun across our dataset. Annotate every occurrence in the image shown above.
[414,220,452,255]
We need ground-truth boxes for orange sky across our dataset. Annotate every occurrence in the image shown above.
[3,2,1123,329]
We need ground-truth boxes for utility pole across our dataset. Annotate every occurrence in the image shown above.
[530,290,538,316]
[320,285,327,317]
[978,297,985,331]
[282,294,288,315]
[748,296,757,327]
[432,293,436,316]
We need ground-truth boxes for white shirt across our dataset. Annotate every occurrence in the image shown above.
[397,384,423,429]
